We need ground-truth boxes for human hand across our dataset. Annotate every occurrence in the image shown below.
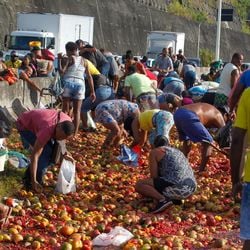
[57,53,63,59]
[90,93,96,102]
[229,111,236,121]
[232,182,242,203]
[32,181,43,193]
[63,152,75,163]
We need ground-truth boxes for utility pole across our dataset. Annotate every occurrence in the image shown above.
[197,23,201,58]
[215,0,222,60]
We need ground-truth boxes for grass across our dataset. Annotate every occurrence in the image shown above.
[0,129,28,199]
[0,163,25,198]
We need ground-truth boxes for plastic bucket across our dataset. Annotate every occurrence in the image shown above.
[0,153,7,172]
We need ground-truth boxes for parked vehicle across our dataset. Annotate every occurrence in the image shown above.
[187,57,202,67]
[4,12,94,59]
[146,31,185,59]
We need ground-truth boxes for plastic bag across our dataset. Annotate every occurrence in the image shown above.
[55,159,76,194]
[8,151,30,168]
[0,139,7,172]
[117,145,141,166]
[92,226,134,246]
[49,71,64,97]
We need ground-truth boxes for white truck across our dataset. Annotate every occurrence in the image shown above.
[4,12,94,59]
[146,31,185,59]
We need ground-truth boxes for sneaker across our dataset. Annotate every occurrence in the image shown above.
[151,199,173,214]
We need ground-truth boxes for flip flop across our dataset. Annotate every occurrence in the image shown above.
[0,206,12,229]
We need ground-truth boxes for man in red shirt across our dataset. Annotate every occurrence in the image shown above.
[16,109,75,192]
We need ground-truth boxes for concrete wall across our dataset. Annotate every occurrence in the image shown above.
[0,0,250,59]
[0,77,54,125]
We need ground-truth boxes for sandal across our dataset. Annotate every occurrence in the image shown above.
[0,205,12,229]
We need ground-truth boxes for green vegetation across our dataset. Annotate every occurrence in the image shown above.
[0,164,25,198]
[200,48,214,67]
[230,0,250,33]
[167,1,209,23]
[0,130,27,198]
[167,0,250,33]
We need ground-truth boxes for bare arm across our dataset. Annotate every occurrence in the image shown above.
[229,83,245,112]
[131,118,148,147]
[113,75,119,93]
[230,127,246,186]
[149,150,159,178]
[124,86,132,101]
[84,59,96,101]
[20,72,41,92]
[58,57,69,75]
[230,69,240,89]
[30,140,44,191]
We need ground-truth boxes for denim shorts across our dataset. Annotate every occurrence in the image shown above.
[240,182,250,240]
[136,92,157,111]
[149,110,174,144]
[62,78,85,100]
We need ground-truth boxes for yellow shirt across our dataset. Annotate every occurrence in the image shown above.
[5,59,22,69]
[86,59,100,76]
[139,109,160,131]
[234,88,250,182]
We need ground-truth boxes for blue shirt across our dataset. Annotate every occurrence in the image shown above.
[239,69,250,88]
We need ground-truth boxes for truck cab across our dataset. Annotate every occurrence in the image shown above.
[4,30,55,59]
[146,31,185,60]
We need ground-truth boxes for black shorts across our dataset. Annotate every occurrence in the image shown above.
[153,177,174,194]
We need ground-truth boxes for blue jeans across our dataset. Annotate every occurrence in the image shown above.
[240,183,250,240]
[81,85,114,112]
[101,62,111,77]
[19,130,53,184]
[184,71,196,89]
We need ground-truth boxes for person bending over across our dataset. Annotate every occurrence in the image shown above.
[128,109,174,148]
[95,99,140,149]
[16,109,75,192]
[173,103,225,171]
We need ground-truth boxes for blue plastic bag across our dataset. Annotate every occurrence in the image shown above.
[117,145,139,167]
[8,151,30,168]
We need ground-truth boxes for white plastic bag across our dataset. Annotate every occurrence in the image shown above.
[92,226,134,246]
[55,159,76,194]
[87,111,96,129]
[0,139,7,172]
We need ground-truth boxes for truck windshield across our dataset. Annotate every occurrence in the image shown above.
[9,36,44,50]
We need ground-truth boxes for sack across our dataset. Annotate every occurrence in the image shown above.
[51,140,66,165]
[49,71,64,97]
[0,140,8,172]
[117,144,140,166]
[55,159,76,194]
[92,226,134,246]
[8,151,30,168]
[41,49,55,61]
[214,121,232,148]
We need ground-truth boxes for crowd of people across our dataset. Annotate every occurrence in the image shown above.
[1,41,250,247]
